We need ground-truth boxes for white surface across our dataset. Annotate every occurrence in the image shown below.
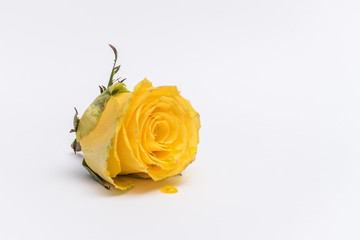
[1,0,360,239]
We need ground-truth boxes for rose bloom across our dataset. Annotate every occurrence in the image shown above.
[76,79,200,189]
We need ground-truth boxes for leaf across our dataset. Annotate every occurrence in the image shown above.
[107,44,121,88]
[82,159,110,190]
[113,77,126,84]
[108,44,118,60]
[114,65,121,74]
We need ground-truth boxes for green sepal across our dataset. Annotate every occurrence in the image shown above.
[73,107,80,131]
[71,139,81,153]
[82,159,110,190]
[70,108,81,153]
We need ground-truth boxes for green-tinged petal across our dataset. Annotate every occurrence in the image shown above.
[78,92,133,190]
[109,82,129,95]
[82,159,110,189]
[77,83,129,141]
[77,90,111,141]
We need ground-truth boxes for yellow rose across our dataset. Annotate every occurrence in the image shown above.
[75,79,200,190]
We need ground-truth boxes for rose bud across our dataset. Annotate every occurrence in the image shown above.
[71,45,200,190]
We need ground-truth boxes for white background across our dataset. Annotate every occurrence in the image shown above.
[1,0,359,239]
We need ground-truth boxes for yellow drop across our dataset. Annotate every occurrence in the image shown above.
[161,185,178,194]
[190,146,197,154]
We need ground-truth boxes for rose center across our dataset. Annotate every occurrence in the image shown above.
[153,120,170,142]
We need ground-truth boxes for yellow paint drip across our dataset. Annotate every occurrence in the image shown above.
[161,185,178,194]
